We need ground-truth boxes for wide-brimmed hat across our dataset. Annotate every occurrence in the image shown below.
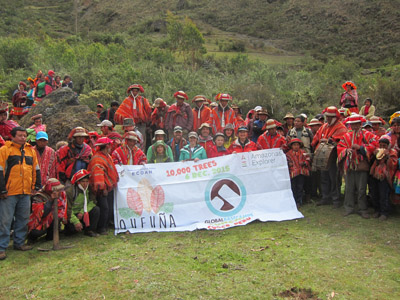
[210,102,218,108]
[199,123,211,130]
[223,124,235,131]
[123,131,139,141]
[347,114,365,124]
[265,119,277,129]
[188,131,198,139]
[43,178,64,193]
[338,107,351,117]
[369,116,385,125]
[31,114,42,121]
[123,118,135,127]
[36,131,48,141]
[97,103,104,108]
[323,106,340,118]
[71,127,89,137]
[154,129,166,136]
[258,108,269,116]
[342,81,357,90]
[174,126,183,133]
[127,84,144,93]
[283,113,294,120]
[95,137,113,146]
[71,169,90,185]
[97,120,113,127]
[215,93,232,101]
[288,138,303,147]
[192,95,207,103]
[153,98,166,108]
[174,91,188,100]
[254,106,262,112]
[19,81,27,88]
[308,119,322,126]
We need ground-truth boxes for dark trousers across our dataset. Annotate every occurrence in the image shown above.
[64,206,100,235]
[96,191,114,232]
[310,170,322,198]
[370,178,392,216]
[28,222,54,242]
[291,175,305,205]
[320,163,340,204]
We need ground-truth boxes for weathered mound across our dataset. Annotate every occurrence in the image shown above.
[20,88,99,148]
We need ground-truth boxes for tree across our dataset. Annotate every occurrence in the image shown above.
[166,11,206,68]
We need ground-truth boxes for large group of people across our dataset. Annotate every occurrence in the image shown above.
[0,79,399,261]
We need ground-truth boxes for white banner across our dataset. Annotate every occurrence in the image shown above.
[114,149,303,234]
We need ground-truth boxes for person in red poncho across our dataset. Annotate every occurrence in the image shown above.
[208,93,236,135]
[340,81,359,114]
[286,138,310,207]
[12,81,28,119]
[0,102,19,141]
[57,127,92,184]
[112,131,147,165]
[192,95,211,131]
[87,137,119,235]
[337,114,378,218]
[369,135,398,220]
[114,84,152,147]
[27,178,67,243]
[311,106,348,207]
[150,98,169,135]
[257,119,286,151]
[166,91,194,139]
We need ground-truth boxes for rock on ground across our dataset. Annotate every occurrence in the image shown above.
[20,88,99,148]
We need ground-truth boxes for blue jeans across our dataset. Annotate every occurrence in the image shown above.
[0,195,31,251]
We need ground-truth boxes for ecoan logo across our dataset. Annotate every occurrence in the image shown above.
[205,174,247,217]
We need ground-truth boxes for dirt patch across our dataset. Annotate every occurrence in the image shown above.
[277,287,322,300]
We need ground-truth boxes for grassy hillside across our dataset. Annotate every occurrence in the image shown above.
[1,0,399,66]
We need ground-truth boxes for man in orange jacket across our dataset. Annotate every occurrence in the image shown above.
[0,126,41,260]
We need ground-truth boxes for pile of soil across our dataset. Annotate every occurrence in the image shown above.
[20,88,99,148]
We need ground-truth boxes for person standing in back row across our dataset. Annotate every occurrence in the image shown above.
[114,84,152,148]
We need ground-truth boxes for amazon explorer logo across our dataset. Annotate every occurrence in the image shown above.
[205,174,247,217]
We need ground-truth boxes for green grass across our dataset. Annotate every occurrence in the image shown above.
[1,204,400,299]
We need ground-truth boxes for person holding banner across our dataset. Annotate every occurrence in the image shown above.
[179,132,207,162]
[87,137,119,235]
[229,126,258,153]
[209,132,230,158]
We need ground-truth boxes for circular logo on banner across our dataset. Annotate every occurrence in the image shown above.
[205,174,247,217]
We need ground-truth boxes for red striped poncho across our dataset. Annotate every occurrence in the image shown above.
[286,149,310,178]
[114,95,152,125]
[88,151,119,193]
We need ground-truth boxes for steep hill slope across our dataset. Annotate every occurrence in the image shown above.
[0,0,399,66]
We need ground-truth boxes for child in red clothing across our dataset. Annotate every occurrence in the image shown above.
[286,138,310,206]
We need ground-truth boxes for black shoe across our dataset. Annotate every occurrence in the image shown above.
[0,251,6,260]
[97,230,108,236]
[84,231,99,237]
